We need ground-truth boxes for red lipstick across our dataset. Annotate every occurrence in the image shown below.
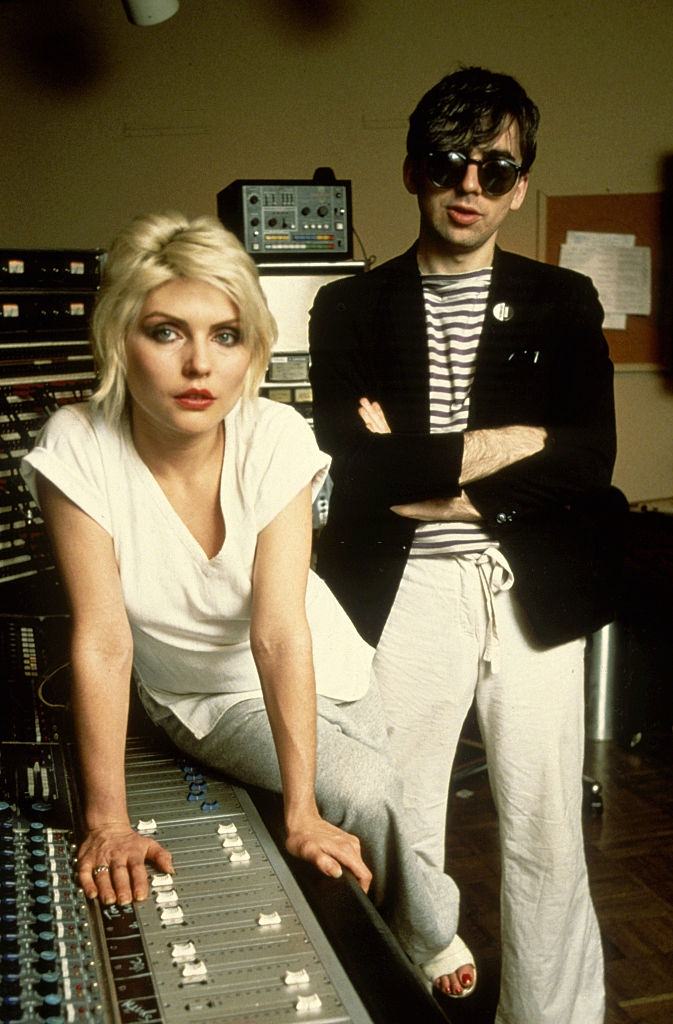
[175,388,215,410]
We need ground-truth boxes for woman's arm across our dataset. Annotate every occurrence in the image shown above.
[250,484,372,892]
[37,476,173,904]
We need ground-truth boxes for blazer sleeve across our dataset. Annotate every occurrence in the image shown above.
[465,269,617,529]
[309,274,464,511]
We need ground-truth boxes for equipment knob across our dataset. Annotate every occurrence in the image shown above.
[0,933,18,954]
[30,803,52,816]
[36,931,56,952]
[36,950,58,974]
[39,992,63,1018]
[37,972,60,996]
[268,217,278,228]
[33,894,52,914]
[0,973,21,996]
[0,995,22,1020]
[317,205,328,217]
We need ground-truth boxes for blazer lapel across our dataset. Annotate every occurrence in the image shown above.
[470,247,536,425]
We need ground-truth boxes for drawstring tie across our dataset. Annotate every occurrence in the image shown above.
[468,547,514,672]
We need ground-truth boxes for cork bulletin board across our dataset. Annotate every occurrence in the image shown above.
[544,192,670,365]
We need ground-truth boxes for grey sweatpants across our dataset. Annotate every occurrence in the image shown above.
[138,678,460,966]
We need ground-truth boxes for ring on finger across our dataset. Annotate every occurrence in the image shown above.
[92,864,109,877]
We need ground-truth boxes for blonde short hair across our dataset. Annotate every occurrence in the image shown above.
[90,212,277,423]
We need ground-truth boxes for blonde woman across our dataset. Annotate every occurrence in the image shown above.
[22,212,475,998]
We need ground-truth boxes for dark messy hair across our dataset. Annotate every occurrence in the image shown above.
[406,66,540,172]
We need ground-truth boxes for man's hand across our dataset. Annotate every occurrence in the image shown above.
[391,492,480,521]
[77,821,174,905]
[358,397,391,434]
[285,812,373,893]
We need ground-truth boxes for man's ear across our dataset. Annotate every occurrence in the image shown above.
[509,172,529,212]
[403,155,420,196]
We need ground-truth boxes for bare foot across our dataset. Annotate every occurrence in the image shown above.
[421,934,477,998]
[434,963,476,997]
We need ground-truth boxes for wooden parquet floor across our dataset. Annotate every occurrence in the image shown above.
[440,734,673,1024]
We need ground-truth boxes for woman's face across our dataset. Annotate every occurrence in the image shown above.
[125,277,251,444]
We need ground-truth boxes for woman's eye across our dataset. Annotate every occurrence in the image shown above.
[150,325,179,343]
[215,329,241,347]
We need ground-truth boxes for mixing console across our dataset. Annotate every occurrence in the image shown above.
[0,617,448,1024]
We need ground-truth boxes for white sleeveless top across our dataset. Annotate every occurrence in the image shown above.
[21,398,373,738]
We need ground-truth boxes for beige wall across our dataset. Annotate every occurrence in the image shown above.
[2,0,672,498]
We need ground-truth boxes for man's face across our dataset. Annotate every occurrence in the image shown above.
[404,119,529,270]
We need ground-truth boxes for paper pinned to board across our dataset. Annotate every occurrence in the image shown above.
[559,230,651,330]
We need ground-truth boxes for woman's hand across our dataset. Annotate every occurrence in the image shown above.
[285,813,373,893]
[76,821,174,905]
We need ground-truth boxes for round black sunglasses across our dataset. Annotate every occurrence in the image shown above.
[425,150,522,197]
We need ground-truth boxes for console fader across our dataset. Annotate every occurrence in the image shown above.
[106,738,373,1023]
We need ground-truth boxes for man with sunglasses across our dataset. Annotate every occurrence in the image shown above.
[309,66,624,1023]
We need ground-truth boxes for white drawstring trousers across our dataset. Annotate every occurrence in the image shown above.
[372,550,605,1024]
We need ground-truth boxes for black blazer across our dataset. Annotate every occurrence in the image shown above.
[309,245,627,649]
